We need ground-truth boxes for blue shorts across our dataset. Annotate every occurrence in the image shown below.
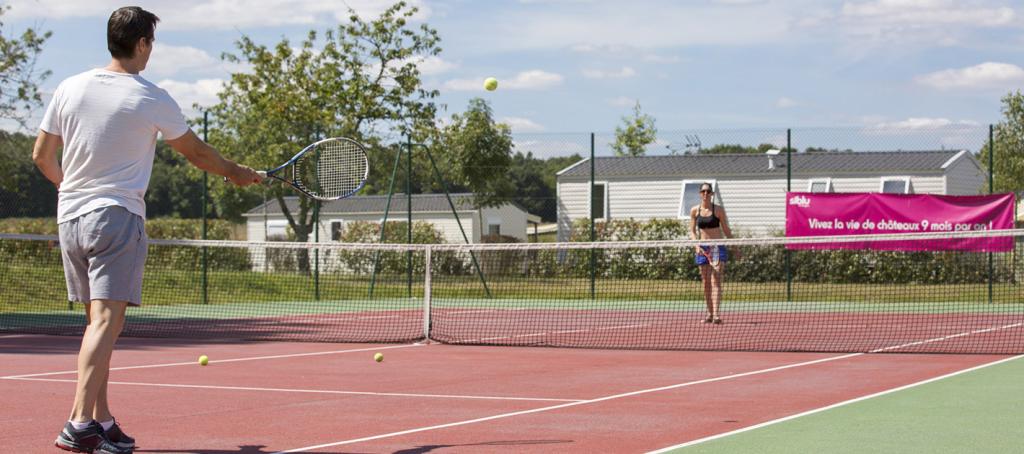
[694,245,727,266]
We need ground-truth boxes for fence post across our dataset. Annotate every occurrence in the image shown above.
[201,111,209,305]
[989,124,994,304]
[786,128,792,302]
[589,132,596,300]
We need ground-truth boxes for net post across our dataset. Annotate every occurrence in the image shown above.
[785,128,792,302]
[423,245,432,341]
[201,110,209,305]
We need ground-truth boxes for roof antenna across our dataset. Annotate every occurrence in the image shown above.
[765,148,781,170]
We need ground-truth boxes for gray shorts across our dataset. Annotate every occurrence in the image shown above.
[59,206,148,306]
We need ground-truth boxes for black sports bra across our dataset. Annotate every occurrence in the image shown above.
[696,203,721,230]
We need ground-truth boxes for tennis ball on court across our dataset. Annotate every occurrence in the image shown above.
[484,77,498,91]
[198,355,209,366]
[374,352,384,363]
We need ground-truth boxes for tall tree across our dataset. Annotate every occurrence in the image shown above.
[0,5,51,127]
[0,130,54,217]
[206,1,441,248]
[438,98,514,208]
[611,101,657,157]
[980,90,1024,196]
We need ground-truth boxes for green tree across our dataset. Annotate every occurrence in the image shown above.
[504,152,583,222]
[438,98,514,207]
[0,5,51,127]
[0,130,54,217]
[980,90,1024,196]
[145,141,205,218]
[611,101,657,157]
[206,1,441,248]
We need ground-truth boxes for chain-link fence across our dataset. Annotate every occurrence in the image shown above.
[1,124,1017,242]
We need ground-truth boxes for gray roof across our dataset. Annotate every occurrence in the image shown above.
[244,193,483,216]
[557,150,974,178]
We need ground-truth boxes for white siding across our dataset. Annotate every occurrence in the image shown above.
[716,179,788,236]
[480,204,530,241]
[557,182,589,241]
[944,157,986,195]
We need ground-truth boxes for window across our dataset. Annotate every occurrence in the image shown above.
[678,180,716,219]
[488,223,501,236]
[330,221,343,241]
[591,183,607,220]
[880,177,912,194]
[807,178,833,193]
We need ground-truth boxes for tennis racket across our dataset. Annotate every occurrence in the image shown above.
[704,246,722,273]
[243,137,369,201]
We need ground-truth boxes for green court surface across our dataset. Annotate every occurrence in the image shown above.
[669,355,1024,453]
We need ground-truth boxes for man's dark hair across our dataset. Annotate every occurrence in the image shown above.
[107,7,160,59]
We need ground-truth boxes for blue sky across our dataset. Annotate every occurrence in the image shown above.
[5,0,1023,144]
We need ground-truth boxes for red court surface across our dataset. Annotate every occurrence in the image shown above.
[0,334,1011,453]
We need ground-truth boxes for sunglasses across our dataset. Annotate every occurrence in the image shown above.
[700,189,713,194]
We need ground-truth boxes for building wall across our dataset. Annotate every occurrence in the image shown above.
[944,156,986,195]
[558,172,953,238]
[480,204,529,241]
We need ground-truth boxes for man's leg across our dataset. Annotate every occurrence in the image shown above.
[69,299,127,423]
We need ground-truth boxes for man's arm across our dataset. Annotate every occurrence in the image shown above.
[165,130,261,186]
[32,131,64,188]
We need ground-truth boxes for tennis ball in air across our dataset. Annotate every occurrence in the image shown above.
[198,355,209,366]
[374,352,384,363]
[484,77,498,91]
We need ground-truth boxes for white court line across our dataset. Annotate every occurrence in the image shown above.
[646,354,1024,453]
[273,322,1023,453]
[5,377,581,403]
[271,353,863,453]
[1,344,421,379]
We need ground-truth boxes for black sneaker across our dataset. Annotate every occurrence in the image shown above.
[103,418,135,449]
[54,421,133,454]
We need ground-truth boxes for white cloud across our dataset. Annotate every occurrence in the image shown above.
[915,62,1024,90]
[828,0,1017,50]
[443,70,563,91]
[512,139,586,159]
[776,97,798,108]
[582,67,637,79]
[4,0,431,30]
[841,0,1014,27]
[500,117,545,133]
[608,96,637,108]
[642,53,682,64]
[415,56,458,76]
[157,79,224,116]
[867,117,981,131]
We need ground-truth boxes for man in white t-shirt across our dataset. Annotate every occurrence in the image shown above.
[32,7,261,453]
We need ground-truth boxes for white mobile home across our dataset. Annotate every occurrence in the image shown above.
[244,193,539,243]
[556,150,986,238]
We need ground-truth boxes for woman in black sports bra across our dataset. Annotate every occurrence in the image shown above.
[689,182,733,324]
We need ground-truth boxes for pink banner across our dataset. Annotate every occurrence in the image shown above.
[785,192,1015,251]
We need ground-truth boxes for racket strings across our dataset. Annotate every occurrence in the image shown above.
[294,139,368,199]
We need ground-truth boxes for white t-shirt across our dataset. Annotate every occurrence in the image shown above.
[39,68,190,223]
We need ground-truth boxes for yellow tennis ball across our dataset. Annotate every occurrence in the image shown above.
[484,77,498,91]
[374,352,384,362]
[198,355,209,366]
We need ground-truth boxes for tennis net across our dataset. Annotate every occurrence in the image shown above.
[2,230,1022,353]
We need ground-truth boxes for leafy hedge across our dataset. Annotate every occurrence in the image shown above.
[1,217,250,271]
